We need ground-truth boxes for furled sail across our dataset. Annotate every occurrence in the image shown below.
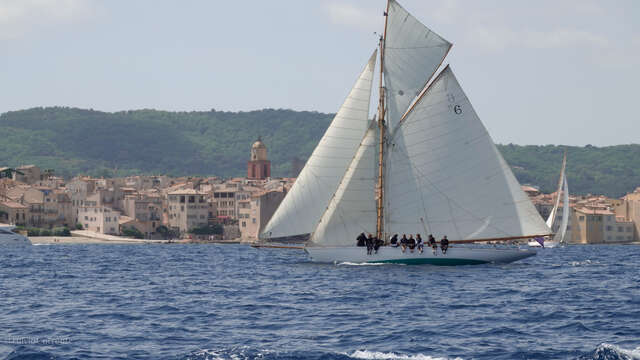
[546,154,567,229]
[260,51,377,240]
[310,125,377,247]
[385,66,550,240]
[554,176,570,243]
[383,0,452,128]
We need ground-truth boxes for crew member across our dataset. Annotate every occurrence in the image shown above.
[400,234,408,253]
[428,234,437,255]
[408,234,416,252]
[365,234,374,255]
[416,234,424,253]
[441,235,449,254]
[356,232,366,247]
[390,234,399,247]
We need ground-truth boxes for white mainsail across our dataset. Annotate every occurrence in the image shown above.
[554,176,570,243]
[260,51,377,240]
[546,154,567,228]
[310,125,377,247]
[385,66,550,240]
[383,0,452,127]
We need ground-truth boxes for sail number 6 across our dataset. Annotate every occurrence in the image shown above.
[453,105,462,114]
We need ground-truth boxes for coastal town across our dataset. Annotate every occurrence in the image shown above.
[1,138,639,245]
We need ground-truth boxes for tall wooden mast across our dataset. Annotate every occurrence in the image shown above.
[376,1,390,241]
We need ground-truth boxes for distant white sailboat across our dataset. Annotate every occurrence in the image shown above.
[260,0,551,265]
[529,152,570,248]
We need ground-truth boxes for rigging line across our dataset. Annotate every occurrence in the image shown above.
[391,139,514,238]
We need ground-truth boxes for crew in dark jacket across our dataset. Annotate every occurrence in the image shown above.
[441,235,449,254]
[373,236,384,254]
[365,234,374,255]
[416,234,424,253]
[400,234,408,252]
[428,234,437,255]
[390,234,399,247]
[356,232,366,247]
[408,234,416,252]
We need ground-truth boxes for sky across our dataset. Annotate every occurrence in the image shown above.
[1,0,638,146]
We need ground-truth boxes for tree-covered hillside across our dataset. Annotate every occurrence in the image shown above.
[1,107,639,197]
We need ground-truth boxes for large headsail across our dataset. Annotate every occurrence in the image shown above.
[383,0,452,128]
[260,51,377,240]
[546,153,567,228]
[310,125,377,247]
[554,176,570,243]
[385,66,550,241]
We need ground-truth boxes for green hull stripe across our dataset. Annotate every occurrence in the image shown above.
[369,258,488,266]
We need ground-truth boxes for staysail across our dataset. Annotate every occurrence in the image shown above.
[260,51,377,240]
[310,125,377,246]
[383,0,452,128]
[546,153,567,229]
[385,66,550,240]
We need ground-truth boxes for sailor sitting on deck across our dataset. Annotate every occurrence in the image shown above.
[400,234,408,252]
[356,232,366,247]
[441,235,449,254]
[428,234,437,255]
[408,234,416,252]
[389,234,399,247]
[416,234,423,253]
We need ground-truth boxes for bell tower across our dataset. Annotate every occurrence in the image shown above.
[247,137,271,180]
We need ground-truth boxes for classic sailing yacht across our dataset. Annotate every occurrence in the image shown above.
[529,153,570,248]
[260,0,551,264]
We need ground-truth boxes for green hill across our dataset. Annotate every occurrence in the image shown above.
[1,107,639,197]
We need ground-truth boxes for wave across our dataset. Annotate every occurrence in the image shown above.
[580,343,640,360]
[182,348,461,360]
[348,350,462,360]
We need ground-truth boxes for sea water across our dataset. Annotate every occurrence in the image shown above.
[0,244,638,360]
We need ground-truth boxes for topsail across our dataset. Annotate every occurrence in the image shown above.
[383,0,452,128]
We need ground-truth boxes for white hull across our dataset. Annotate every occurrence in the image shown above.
[305,245,536,265]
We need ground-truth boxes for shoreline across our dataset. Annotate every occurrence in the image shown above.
[29,236,247,245]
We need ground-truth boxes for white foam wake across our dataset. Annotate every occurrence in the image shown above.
[593,343,640,359]
[348,350,462,360]
[337,262,388,266]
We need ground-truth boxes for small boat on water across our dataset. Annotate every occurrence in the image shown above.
[0,225,31,245]
[529,152,569,248]
[259,0,551,265]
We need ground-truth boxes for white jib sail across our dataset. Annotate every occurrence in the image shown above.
[546,154,567,228]
[554,176,570,243]
[383,0,452,128]
[260,51,377,240]
[310,125,377,247]
[385,66,550,240]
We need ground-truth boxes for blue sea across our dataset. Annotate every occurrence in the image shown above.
[0,243,638,360]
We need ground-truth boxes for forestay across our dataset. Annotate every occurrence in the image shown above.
[385,66,550,240]
[310,125,377,247]
[260,51,377,240]
[383,0,451,128]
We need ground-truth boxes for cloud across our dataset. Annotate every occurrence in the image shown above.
[323,2,379,31]
[0,0,96,40]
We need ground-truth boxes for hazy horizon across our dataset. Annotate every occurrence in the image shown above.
[2,0,638,146]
